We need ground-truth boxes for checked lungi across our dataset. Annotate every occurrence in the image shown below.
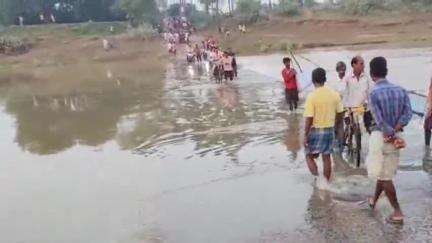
[305,127,335,155]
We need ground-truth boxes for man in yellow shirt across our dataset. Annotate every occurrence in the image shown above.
[304,68,344,182]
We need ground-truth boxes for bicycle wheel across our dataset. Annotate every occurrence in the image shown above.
[354,128,362,167]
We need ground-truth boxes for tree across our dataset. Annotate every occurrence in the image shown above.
[199,0,216,14]
[237,0,260,16]
[119,0,160,26]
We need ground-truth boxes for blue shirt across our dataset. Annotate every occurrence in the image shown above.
[368,79,413,136]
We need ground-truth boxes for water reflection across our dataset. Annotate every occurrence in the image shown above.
[283,115,302,160]
[1,48,431,163]
[2,48,432,242]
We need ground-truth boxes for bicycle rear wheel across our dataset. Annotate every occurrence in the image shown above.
[354,129,362,167]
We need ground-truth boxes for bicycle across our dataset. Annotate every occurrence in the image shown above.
[343,106,366,167]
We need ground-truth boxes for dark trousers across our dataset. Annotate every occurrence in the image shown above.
[224,71,234,81]
[285,89,299,111]
[426,129,431,146]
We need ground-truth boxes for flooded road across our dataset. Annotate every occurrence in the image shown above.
[1,47,432,243]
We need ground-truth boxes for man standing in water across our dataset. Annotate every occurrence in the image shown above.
[335,61,347,153]
[335,61,347,95]
[304,68,344,182]
[282,57,299,112]
[343,56,374,132]
[222,52,234,81]
[368,57,412,224]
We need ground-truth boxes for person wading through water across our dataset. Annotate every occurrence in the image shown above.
[424,77,432,147]
[304,68,344,182]
[367,56,413,224]
[282,57,300,112]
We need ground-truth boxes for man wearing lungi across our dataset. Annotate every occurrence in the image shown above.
[304,68,344,182]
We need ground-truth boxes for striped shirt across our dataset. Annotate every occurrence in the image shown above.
[368,79,413,136]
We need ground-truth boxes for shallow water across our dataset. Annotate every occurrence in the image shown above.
[1,48,432,243]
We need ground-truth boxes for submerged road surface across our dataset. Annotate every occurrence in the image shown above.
[1,48,432,243]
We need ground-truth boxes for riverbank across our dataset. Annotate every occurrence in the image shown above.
[201,10,432,56]
[0,23,167,89]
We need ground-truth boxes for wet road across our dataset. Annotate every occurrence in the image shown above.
[1,48,432,243]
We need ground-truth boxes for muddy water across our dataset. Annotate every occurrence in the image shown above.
[1,48,432,243]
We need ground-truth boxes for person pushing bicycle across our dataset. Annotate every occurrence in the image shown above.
[341,56,375,166]
[343,56,375,133]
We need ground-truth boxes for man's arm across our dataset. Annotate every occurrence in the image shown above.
[369,92,395,137]
[294,70,301,91]
[303,96,314,147]
[395,90,413,132]
[304,117,313,147]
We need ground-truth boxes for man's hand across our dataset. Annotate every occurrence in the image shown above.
[384,135,395,143]
[304,135,309,148]
[395,124,403,133]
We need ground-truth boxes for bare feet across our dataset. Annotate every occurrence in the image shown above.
[387,211,404,224]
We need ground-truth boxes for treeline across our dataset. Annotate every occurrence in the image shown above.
[0,0,125,25]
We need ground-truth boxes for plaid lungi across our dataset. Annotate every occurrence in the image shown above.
[305,127,335,155]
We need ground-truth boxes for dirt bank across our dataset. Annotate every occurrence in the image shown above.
[201,11,432,55]
[0,24,167,88]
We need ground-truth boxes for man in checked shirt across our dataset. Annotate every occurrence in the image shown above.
[367,57,413,224]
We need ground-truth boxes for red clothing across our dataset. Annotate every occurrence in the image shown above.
[282,68,298,90]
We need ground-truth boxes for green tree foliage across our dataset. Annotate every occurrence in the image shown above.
[278,0,300,15]
[236,0,261,22]
[343,0,382,15]
[0,0,126,26]
[118,0,160,26]
[199,0,216,14]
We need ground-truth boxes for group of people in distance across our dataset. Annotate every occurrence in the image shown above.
[282,55,415,224]
[184,36,237,82]
[163,17,195,56]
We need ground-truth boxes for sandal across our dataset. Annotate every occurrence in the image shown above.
[386,215,404,224]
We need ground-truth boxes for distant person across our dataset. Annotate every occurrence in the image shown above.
[425,77,432,147]
[102,39,113,51]
[222,52,234,81]
[304,68,344,182]
[282,57,299,111]
[335,61,347,95]
[227,49,237,78]
[194,44,202,62]
[18,16,24,26]
[335,61,347,153]
[367,57,412,224]
[241,25,247,33]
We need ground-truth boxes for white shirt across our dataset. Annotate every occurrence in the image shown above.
[342,72,374,108]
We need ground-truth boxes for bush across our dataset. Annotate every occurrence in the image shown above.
[190,11,213,29]
[237,0,261,23]
[126,24,156,40]
[0,36,29,55]
[278,0,301,15]
[70,22,128,36]
[344,0,383,15]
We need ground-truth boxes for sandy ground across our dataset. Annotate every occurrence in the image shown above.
[201,11,432,55]
[0,25,167,90]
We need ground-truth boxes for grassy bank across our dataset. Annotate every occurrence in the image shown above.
[0,22,166,87]
[201,10,432,56]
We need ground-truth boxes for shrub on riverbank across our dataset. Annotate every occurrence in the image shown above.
[0,36,29,55]
[126,24,156,40]
[70,22,128,36]
[277,0,301,15]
